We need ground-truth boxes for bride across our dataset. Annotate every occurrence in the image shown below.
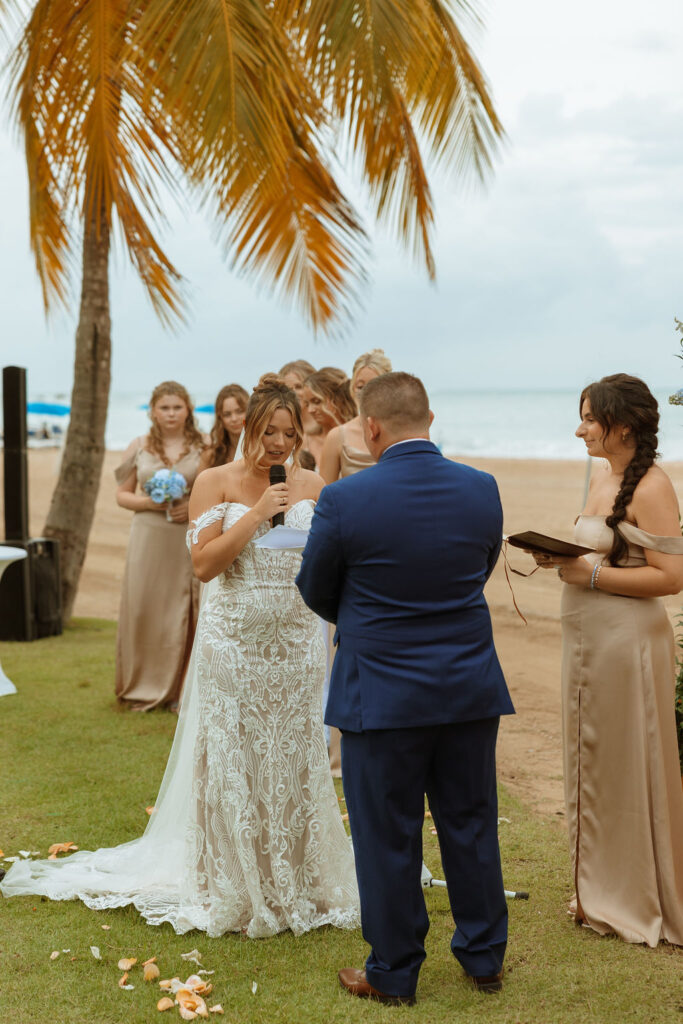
[0,375,360,938]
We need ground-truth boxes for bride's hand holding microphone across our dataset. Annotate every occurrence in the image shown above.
[253,478,289,525]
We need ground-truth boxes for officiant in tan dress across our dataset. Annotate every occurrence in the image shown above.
[533,374,683,947]
[114,382,206,710]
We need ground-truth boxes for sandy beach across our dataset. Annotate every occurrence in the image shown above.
[5,450,683,816]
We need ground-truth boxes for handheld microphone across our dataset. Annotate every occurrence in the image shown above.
[269,464,287,527]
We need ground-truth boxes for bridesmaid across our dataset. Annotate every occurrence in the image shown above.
[319,349,393,484]
[301,367,356,469]
[533,373,683,945]
[279,360,319,462]
[199,383,249,471]
[115,381,207,710]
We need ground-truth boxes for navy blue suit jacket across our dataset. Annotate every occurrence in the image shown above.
[295,440,513,731]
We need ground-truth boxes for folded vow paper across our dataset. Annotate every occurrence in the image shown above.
[253,526,310,552]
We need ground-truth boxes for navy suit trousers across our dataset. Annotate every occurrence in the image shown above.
[341,718,507,997]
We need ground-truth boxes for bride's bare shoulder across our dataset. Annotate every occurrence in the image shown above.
[190,464,237,516]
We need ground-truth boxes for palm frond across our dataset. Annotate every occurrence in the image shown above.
[12,0,183,319]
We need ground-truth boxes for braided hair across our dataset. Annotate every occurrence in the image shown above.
[580,374,660,566]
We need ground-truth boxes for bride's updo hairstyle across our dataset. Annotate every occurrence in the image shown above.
[305,367,357,423]
[580,373,660,567]
[242,374,304,471]
[147,381,204,466]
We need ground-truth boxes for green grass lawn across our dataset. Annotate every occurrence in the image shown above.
[0,619,680,1023]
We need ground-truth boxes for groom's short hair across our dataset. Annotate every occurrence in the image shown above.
[359,372,430,431]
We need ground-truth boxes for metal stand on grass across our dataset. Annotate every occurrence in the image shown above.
[421,862,529,901]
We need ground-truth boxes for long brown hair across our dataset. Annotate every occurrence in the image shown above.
[305,366,357,424]
[580,373,660,566]
[206,383,249,468]
[242,374,304,472]
[146,381,204,465]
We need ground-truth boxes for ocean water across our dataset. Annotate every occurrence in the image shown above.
[23,388,683,461]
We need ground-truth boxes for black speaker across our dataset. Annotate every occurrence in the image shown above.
[0,538,62,641]
[3,366,29,542]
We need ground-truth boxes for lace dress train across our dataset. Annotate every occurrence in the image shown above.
[0,501,360,938]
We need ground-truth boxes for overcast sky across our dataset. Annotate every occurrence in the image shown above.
[1,0,682,399]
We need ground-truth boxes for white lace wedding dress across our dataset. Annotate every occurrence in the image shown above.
[0,500,360,937]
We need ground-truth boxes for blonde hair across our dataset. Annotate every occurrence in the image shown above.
[351,349,392,394]
[206,383,249,468]
[242,374,304,471]
[305,366,357,424]
[279,359,316,383]
[146,381,204,465]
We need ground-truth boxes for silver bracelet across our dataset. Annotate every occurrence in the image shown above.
[591,563,603,590]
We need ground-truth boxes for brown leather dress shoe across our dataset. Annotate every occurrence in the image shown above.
[465,969,503,993]
[338,968,416,1006]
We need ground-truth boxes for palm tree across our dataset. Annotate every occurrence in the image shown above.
[7,0,502,619]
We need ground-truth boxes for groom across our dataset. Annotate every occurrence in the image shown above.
[296,372,514,1005]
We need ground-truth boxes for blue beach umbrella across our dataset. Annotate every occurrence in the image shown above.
[27,401,70,416]
[195,404,215,413]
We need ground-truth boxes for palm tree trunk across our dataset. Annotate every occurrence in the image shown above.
[44,216,111,621]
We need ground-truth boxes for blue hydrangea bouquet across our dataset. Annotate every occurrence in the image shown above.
[143,469,189,521]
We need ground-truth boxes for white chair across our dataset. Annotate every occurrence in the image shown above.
[0,546,28,696]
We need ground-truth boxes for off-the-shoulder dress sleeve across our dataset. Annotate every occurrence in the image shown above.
[617,521,683,554]
[186,502,229,551]
[114,442,141,485]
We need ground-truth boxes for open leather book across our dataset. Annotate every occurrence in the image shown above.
[504,531,595,558]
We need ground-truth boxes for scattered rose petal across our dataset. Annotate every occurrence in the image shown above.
[49,951,60,960]
[47,842,79,860]
[197,970,214,976]
[62,949,71,953]
[208,1007,224,1015]
[121,984,135,991]
[341,813,349,822]
[178,1009,197,1022]
[157,996,175,1011]
[424,811,432,819]
[159,978,183,994]
[181,949,202,965]
[90,946,102,960]
[19,850,33,858]
[142,956,157,966]
[144,963,161,981]
[118,957,137,971]
[146,806,156,815]
[118,971,129,987]
[251,981,258,995]
[430,827,437,835]
[101,925,111,931]
[497,817,511,824]
[70,957,77,962]
[4,856,19,863]
[0,848,3,856]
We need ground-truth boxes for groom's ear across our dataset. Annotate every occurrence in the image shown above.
[365,416,381,443]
